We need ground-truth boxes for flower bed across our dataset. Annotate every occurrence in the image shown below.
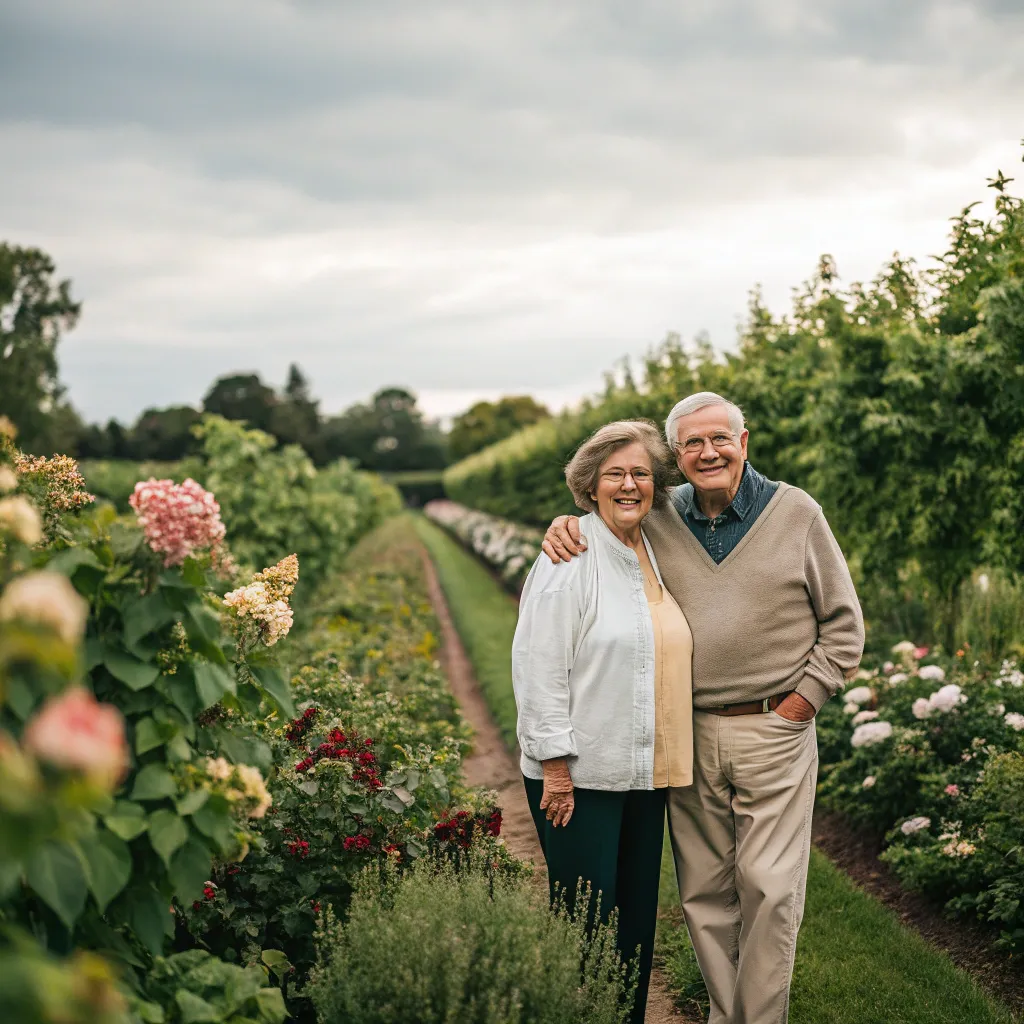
[817,643,1024,950]
[182,520,518,1007]
[423,499,542,592]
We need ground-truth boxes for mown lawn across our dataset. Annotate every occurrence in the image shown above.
[413,514,520,747]
[417,510,1018,1024]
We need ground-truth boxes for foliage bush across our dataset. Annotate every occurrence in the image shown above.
[308,862,633,1024]
[443,163,1024,648]
[816,644,1024,949]
[177,517,517,1015]
[196,416,402,598]
[80,459,200,513]
[0,425,296,1020]
[0,422,411,1021]
[423,499,542,592]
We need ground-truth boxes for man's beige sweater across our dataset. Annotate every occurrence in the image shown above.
[642,482,864,711]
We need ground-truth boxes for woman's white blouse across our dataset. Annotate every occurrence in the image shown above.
[512,512,662,791]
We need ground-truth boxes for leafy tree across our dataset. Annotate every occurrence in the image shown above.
[321,387,447,472]
[269,363,321,457]
[0,243,81,453]
[130,405,201,461]
[448,396,551,461]
[201,373,277,433]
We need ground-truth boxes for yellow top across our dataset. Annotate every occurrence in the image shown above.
[643,575,694,788]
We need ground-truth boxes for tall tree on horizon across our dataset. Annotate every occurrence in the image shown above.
[0,243,82,453]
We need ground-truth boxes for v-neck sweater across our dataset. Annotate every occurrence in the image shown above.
[641,482,864,711]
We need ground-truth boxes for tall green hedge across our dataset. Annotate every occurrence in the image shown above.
[443,167,1024,646]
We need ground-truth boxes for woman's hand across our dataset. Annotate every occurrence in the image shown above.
[540,758,575,827]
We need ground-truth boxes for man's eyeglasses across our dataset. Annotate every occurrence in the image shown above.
[678,432,737,454]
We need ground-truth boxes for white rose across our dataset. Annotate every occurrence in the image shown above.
[900,815,931,835]
[1004,712,1024,732]
[843,702,860,715]
[918,665,946,682]
[862,775,877,788]
[852,710,879,725]
[888,672,909,686]
[844,686,873,706]
[928,684,966,714]
[851,721,893,748]
[912,698,932,720]
[891,641,916,655]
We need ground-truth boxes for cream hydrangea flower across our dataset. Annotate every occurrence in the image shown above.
[0,570,87,643]
[0,495,43,544]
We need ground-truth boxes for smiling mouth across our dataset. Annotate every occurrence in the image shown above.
[614,498,641,506]
[698,465,726,474]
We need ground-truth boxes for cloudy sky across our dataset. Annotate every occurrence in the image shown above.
[2,1,1023,426]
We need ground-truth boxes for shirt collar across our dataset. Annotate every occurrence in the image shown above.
[683,461,759,522]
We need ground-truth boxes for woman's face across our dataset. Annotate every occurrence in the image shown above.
[591,442,655,535]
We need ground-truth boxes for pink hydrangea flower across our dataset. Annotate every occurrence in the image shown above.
[23,687,128,788]
[130,478,226,567]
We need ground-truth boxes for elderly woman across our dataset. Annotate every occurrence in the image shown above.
[512,419,693,1023]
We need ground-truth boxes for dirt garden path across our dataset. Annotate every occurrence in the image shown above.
[420,549,692,1024]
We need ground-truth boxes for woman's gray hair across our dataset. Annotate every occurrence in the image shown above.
[565,419,675,512]
[664,392,745,450]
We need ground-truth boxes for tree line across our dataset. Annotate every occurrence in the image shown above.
[0,243,550,472]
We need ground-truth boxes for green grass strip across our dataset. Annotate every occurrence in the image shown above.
[416,512,1015,1023]
[413,515,521,748]
[660,848,1014,1023]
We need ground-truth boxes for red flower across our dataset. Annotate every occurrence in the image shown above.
[310,900,321,913]
[286,839,310,859]
[203,886,216,901]
[486,809,502,837]
[192,900,201,910]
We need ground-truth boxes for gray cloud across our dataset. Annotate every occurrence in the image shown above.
[1,1,1022,423]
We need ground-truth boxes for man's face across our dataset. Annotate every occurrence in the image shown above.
[674,405,749,501]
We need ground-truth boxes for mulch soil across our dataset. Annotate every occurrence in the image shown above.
[812,811,1024,1016]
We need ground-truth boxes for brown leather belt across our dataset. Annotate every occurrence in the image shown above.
[702,691,794,717]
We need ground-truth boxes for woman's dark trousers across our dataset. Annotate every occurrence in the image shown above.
[523,777,666,1023]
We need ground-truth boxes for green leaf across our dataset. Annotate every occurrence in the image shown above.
[129,884,172,957]
[182,603,225,662]
[181,557,206,588]
[104,648,160,691]
[176,789,210,816]
[191,794,237,852]
[26,841,89,929]
[211,728,272,775]
[46,547,104,577]
[79,828,132,912]
[193,660,236,709]
[135,716,165,754]
[131,764,178,801]
[109,522,144,560]
[84,636,105,671]
[149,809,190,867]
[260,949,292,984]
[166,669,199,719]
[104,800,149,841]
[255,987,287,1024]
[250,663,295,718]
[169,835,213,906]
[123,592,175,648]
[174,990,220,1024]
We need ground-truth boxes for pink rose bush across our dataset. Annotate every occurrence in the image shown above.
[23,687,128,789]
[130,477,227,567]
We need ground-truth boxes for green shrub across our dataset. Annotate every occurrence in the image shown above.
[196,415,401,598]
[308,863,633,1024]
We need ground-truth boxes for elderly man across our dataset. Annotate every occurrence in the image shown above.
[542,392,864,1024]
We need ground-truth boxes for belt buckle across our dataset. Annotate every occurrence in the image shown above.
[762,697,771,714]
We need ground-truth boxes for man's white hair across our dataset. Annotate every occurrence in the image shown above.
[664,392,746,449]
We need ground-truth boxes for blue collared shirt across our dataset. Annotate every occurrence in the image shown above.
[670,462,779,564]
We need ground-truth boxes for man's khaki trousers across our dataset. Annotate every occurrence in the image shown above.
[667,709,818,1024]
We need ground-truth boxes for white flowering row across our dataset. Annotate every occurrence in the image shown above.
[424,499,543,590]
